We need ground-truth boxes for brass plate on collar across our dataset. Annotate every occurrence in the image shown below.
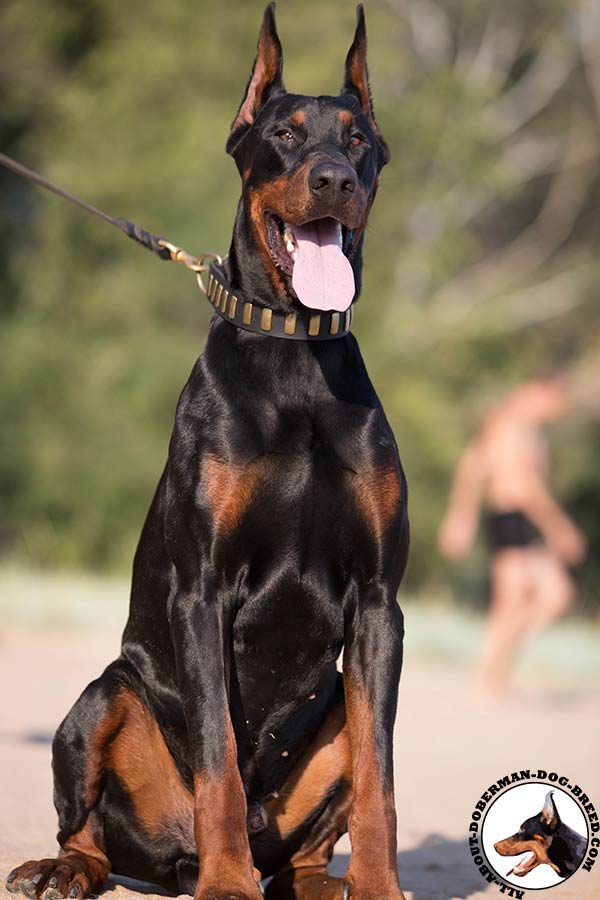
[228,295,238,318]
[215,284,223,308]
[243,302,253,325]
[284,313,297,335]
[329,313,340,335]
[308,314,321,336]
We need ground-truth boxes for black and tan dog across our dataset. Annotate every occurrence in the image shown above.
[6,6,408,900]
[494,790,587,880]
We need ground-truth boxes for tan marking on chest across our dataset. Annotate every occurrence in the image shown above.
[347,465,402,537]
[202,456,264,535]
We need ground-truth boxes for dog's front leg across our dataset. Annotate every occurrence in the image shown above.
[343,584,405,900]
[171,582,262,900]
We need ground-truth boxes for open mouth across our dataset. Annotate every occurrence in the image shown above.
[507,851,537,877]
[265,212,356,312]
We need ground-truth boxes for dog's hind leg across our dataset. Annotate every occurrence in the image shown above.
[6,659,194,899]
[261,701,352,900]
[5,661,132,900]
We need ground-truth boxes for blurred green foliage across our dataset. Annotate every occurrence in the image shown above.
[1,0,599,604]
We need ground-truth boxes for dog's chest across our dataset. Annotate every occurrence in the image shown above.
[199,418,403,557]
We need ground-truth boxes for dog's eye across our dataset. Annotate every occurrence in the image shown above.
[276,130,295,143]
[349,133,365,147]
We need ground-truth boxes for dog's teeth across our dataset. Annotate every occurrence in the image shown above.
[335,222,343,248]
[283,224,298,257]
[291,250,298,262]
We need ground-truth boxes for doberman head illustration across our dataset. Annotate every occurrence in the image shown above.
[494,790,587,879]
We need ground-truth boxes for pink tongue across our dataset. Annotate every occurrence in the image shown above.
[291,218,355,312]
[511,852,535,876]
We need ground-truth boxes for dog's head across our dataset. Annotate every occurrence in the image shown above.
[226,3,389,312]
[494,791,563,878]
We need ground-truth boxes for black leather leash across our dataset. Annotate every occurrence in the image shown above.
[0,151,352,341]
[0,151,220,280]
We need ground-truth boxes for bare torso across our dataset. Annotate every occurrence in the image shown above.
[479,411,548,512]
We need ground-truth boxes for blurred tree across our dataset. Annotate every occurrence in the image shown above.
[0,0,598,604]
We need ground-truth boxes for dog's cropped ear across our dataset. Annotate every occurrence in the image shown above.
[541,791,560,830]
[341,5,390,166]
[227,3,285,156]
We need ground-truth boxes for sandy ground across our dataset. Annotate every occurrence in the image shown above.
[0,625,598,900]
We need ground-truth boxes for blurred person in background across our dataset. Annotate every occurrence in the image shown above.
[438,376,587,701]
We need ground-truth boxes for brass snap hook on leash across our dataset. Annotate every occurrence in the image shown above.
[157,240,223,295]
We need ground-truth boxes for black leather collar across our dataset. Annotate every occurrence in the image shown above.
[206,260,353,341]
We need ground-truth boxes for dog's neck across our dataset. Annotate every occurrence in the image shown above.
[547,825,587,876]
[226,199,364,313]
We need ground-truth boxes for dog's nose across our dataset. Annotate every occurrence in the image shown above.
[308,162,357,203]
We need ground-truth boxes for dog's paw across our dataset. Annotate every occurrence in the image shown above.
[6,858,98,900]
[7,860,59,899]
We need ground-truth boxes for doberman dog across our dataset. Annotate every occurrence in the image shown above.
[494,790,587,880]
[6,5,408,900]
